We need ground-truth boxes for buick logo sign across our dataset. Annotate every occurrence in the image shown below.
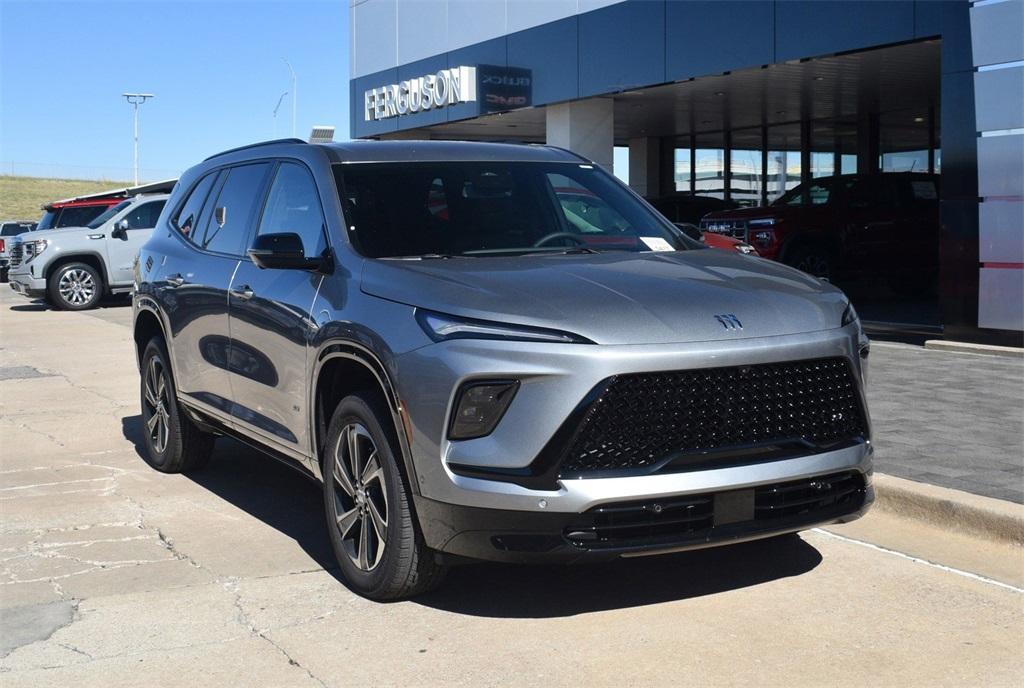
[714,314,743,330]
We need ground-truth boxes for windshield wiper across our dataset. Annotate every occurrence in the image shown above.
[382,253,463,260]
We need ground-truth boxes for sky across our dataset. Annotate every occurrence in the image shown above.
[1,0,350,182]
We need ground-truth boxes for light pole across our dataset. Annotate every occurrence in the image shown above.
[122,93,154,185]
[283,58,297,137]
[273,91,288,138]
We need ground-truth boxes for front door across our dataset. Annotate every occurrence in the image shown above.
[108,199,167,285]
[227,161,329,458]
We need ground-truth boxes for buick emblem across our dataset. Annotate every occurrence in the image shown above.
[714,314,743,330]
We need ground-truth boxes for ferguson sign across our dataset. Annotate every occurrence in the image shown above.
[364,66,477,121]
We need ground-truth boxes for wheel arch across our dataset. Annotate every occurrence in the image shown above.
[44,253,111,292]
[310,341,420,494]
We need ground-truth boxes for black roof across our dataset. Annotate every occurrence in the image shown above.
[202,138,589,165]
[321,140,588,164]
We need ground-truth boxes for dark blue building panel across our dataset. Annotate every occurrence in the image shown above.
[579,0,667,97]
[666,1,774,81]
[507,16,579,107]
[774,1,915,62]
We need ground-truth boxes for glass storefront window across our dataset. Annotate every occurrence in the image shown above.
[811,152,834,178]
[674,146,691,192]
[730,148,761,206]
[694,136,725,199]
[766,123,801,203]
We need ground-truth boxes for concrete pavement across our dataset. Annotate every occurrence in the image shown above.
[1,288,1022,687]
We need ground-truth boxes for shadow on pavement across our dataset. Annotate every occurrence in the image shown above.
[8,295,130,312]
[122,414,823,617]
[121,414,339,574]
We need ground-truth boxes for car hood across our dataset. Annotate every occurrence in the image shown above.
[16,225,95,241]
[361,250,847,345]
[702,205,786,222]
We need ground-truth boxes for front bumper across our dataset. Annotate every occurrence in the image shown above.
[396,324,870,515]
[415,468,873,563]
[8,267,47,298]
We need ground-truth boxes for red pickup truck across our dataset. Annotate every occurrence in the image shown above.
[700,173,939,294]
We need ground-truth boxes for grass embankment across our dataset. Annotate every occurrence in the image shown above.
[0,175,131,221]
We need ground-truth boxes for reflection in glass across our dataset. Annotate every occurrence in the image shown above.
[694,148,725,199]
[730,148,761,207]
[674,147,691,192]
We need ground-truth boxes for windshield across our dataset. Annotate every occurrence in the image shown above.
[37,210,56,230]
[334,161,685,258]
[87,201,130,229]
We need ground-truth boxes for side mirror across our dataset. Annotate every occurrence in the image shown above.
[248,232,327,271]
[111,219,129,239]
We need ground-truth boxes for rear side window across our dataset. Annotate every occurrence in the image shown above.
[256,162,327,256]
[56,205,109,228]
[174,173,218,242]
[1,224,29,237]
[124,200,167,229]
[199,163,272,255]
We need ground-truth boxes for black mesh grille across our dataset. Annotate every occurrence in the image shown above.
[560,357,866,475]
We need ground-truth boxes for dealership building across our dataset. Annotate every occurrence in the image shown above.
[349,0,1023,343]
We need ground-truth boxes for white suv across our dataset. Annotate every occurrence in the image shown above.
[8,194,168,310]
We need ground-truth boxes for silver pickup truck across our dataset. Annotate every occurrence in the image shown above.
[8,194,168,310]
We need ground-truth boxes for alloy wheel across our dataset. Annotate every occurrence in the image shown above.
[58,268,96,306]
[331,423,389,571]
[143,356,171,455]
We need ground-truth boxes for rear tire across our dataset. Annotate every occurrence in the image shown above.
[139,337,214,473]
[785,244,834,280]
[48,261,103,310]
[323,393,446,600]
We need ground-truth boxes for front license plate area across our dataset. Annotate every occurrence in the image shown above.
[714,488,755,525]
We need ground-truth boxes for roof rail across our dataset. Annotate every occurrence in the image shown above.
[203,138,306,162]
[540,144,592,164]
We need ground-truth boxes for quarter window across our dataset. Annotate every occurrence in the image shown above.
[200,163,272,255]
[256,163,327,256]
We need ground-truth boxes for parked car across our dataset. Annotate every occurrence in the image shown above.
[700,173,940,293]
[672,222,759,255]
[35,180,177,231]
[133,140,872,600]
[1,221,36,282]
[647,193,739,225]
[8,193,169,309]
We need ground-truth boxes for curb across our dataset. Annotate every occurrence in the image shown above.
[871,473,1024,546]
[924,340,1024,358]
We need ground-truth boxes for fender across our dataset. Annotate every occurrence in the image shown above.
[44,251,113,290]
[309,339,422,494]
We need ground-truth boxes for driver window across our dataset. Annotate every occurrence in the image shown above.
[256,162,327,256]
[125,201,167,229]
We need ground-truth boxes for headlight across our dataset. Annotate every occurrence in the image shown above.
[23,239,50,261]
[842,302,859,327]
[416,310,592,344]
[734,243,758,255]
[448,380,519,440]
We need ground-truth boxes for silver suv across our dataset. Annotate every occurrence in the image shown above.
[9,194,168,309]
[132,140,872,600]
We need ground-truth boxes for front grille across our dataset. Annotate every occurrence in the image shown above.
[701,219,748,241]
[564,470,866,548]
[560,357,867,476]
[8,243,23,268]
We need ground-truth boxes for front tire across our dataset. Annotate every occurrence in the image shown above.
[48,261,103,310]
[139,337,214,473]
[323,393,446,599]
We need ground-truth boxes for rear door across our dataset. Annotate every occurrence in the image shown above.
[108,199,167,285]
[160,163,272,420]
[226,161,329,458]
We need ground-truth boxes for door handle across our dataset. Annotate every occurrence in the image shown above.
[166,273,186,287]
[231,284,254,300]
